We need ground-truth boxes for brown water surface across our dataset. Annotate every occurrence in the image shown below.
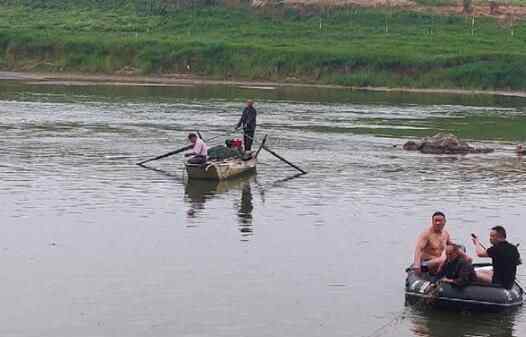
[1,80,525,337]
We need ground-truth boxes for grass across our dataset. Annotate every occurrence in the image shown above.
[353,114,526,142]
[1,2,526,90]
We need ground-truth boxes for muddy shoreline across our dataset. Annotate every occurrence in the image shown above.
[2,71,526,98]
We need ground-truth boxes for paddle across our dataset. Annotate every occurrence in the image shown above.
[137,130,237,166]
[471,233,494,251]
[240,132,307,174]
[262,145,307,174]
[136,144,193,166]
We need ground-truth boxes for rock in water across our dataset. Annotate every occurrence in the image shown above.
[402,133,494,154]
[402,141,419,151]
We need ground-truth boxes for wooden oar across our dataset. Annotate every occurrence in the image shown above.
[254,135,267,159]
[262,145,307,174]
[136,144,193,166]
[240,132,307,174]
[137,130,236,166]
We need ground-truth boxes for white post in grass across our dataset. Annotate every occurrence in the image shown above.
[510,3,515,37]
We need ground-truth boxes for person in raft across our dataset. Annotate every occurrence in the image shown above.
[413,211,451,274]
[185,133,208,165]
[472,226,521,289]
[235,99,257,151]
[432,243,476,287]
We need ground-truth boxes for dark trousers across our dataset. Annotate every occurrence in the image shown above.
[187,155,207,165]
[244,129,255,151]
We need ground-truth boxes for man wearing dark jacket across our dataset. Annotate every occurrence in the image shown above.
[433,243,476,287]
[472,226,521,289]
[235,100,257,151]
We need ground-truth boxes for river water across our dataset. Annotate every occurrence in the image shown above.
[1,79,526,337]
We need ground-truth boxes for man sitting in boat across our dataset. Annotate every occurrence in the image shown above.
[432,243,476,287]
[472,226,521,289]
[185,133,208,165]
[413,211,451,274]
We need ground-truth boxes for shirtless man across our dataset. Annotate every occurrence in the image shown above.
[413,211,451,273]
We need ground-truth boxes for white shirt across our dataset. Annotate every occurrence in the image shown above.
[192,138,208,157]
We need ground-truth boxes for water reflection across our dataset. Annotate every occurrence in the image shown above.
[237,183,253,223]
[184,175,256,236]
[407,306,519,337]
[184,179,219,218]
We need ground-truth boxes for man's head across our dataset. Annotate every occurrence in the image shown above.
[490,225,507,245]
[188,133,198,144]
[431,211,446,233]
[446,243,462,261]
[246,99,254,107]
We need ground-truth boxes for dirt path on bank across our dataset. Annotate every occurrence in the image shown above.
[268,0,526,20]
[2,71,526,98]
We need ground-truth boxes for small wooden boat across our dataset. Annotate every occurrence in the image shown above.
[185,136,266,181]
[185,154,257,180]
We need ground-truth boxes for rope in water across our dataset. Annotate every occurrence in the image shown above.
[360,309,407,337]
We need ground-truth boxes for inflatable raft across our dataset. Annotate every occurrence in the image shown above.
[405,264,524,311]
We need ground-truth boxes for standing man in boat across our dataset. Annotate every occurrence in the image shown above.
[472,226,521,289]
[185,133,208,165]
[413,211,451,274]
[235,99,257,151]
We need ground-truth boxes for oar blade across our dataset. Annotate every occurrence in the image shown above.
[136,144,193,165]
[262,145,307,174]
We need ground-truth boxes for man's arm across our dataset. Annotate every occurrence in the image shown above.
[414,233,428,272]
[445,230,452,245]
[471,236,489,257]
[236,109,247,129]
[431,262,447,282]
[185,142,199,157]
[194,140,204,156]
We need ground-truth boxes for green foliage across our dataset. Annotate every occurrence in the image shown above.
[412,0,456,5]
[1,3,526,90]
[0,0,131,9]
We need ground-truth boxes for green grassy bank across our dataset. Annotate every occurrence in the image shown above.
[1,1,526,90]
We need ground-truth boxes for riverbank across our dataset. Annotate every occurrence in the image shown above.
[4,70,526,98]
[2,3,526,91]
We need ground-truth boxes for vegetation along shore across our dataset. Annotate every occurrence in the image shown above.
[1,0,526,91]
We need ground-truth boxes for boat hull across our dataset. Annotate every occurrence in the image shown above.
[185,157,256,180]
[405,269,523,312]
